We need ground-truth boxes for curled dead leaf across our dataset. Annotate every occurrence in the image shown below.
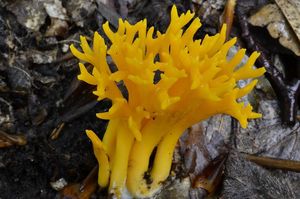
[274,0,300,42]
[248,4,300,56]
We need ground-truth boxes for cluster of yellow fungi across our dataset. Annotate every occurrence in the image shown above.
[70,5,265,198]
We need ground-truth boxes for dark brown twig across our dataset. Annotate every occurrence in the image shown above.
[236,2,300,125]
[242,153,300,172]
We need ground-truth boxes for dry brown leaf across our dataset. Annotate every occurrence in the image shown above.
[248,4,300,56]
[274,0,300,42]
[45,18,68,37]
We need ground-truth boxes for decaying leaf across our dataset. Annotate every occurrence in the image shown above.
[43,0,69,37]
[43,0,69,20]
[274,0,300,42]
[45,18,68,37]
[7,64,32,92]
[65,0,96,27]
[29,49,58,64]
[248,4,300,56]
[6,0,47,32]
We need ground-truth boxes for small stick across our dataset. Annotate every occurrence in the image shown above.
[241,153,300,172]
[50,122,65,140]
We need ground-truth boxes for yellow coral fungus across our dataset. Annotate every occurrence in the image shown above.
[70,5,265,198]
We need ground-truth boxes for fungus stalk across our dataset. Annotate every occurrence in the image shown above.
[70,5,265,198]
